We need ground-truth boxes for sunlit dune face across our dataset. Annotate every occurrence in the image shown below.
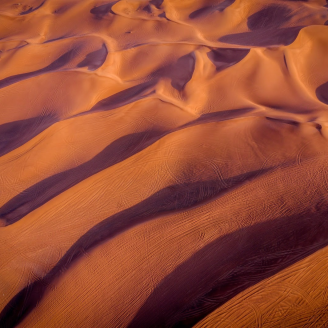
[1,0,328,327]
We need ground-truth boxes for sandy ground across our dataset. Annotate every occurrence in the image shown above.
[1,0,328,327]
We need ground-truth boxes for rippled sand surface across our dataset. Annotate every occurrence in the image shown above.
[1,0,328,327]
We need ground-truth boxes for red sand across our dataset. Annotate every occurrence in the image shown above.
[1,0,328,327]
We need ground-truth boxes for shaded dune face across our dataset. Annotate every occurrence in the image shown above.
[151,53,196,91]
[168,53,196,91]
[189,0,235,19]
[247,5,293,31]
[0,49,77,89]
[89,80,156,112]
[207,48,250,71]
[220,4,303,46]
[184,108,254,127]
[1,0,328,327]
[130,207,328,328]
[172,54,195,90]
[219,26,303,46]
[0,169,271,328]
[316,81,328,105]
[77,44,108,71]
[0,44,108,89]
[90,2,118,18]
[0,115,56,157]
[0,130,163,226]
[0,107,254,227]
[19,1,45,15]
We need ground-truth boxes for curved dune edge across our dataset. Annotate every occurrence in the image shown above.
[1,0,328,327]
[194,244,328,328]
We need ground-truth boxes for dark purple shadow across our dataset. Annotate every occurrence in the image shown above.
[0,169,271,328]
[316,81,328,105]
[0,130,163,226]
[0,49,76,89]
[90,2,118,18]
[20,1,45,15]
[152,53,195,91]
[0,115,56,157]
[129,203,328,327]
[219,26,303,47]
[247,5,292,31]
[88,80,156,113]
[77,44,108,71]
[0,107,254,226]
[0,45,108,89]
[207,48,250,72]
[189,0,235,19]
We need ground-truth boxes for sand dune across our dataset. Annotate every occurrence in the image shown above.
[1,0,328,327]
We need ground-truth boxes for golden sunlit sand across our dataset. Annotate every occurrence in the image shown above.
[1,0,328,327]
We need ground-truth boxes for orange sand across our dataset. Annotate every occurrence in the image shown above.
[1,0,328,327]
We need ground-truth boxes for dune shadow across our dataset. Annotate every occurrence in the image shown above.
[77,44,108,71]
[20,1,45,15]
[183,108,254,128]
[170,53,195,91]
[0,106,256,227]
[90,2,118,19]
[143,4,152,13]
[0,115,56,157]
[0,44,108,90]
[207,48,250,72]
[0,130,163,226]
[129,203,328,327]
[44,35,72,43]
[219,26,303,47]
[247,5,292,31]
[152,53,195,91]
[0,168,271,328]
[265,116,300,126]
[0,49,77,89]
[189,0,235,19]
[88,80,156,113]
[316,81,328,105]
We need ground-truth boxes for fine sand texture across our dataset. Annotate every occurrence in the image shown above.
[1,0,328,327]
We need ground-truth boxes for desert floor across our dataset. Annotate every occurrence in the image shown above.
[1,0,328,327]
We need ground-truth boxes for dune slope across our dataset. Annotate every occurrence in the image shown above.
[1,0,328,327]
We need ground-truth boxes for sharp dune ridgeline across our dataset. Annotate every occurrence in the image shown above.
[1,0,328,327]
